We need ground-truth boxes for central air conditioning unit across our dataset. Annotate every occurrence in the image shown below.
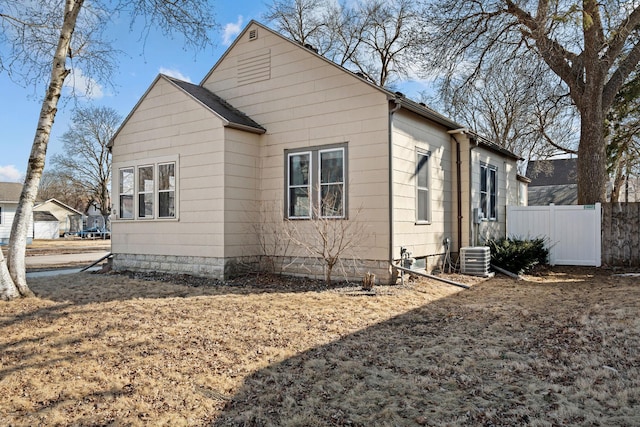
[460,246,491,277]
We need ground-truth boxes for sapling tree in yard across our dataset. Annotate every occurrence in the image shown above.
[283,187,370,285]
[0,0,216,300]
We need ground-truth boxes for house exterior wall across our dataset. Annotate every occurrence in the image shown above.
[111,77,231,277]
[391,109,454,271]
[0,203,33,245]
[469,145,519,245]
[202,23,392,281]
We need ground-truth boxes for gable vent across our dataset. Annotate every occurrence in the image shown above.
[237,49,271,85]
[248,28,258,41]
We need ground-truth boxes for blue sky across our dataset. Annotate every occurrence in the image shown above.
[0,1,430,182]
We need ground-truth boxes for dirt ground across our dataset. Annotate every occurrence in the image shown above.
[0,267,638,426]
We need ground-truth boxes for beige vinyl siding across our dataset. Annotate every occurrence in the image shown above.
[391,109,454,261]
[203,23,390,261]
[470,146,518,244]
[111,77,227,258]
[224,128,261,258]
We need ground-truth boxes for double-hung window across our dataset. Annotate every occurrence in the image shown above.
[158,163,176,218]
[319,148,345,218]
[119,168,134,219]
[416,150,430,223]
[117,159,177,220]
[138,165,154,218]
[288,152,312,218]
[480,163,497,220]
[286,144,346,219]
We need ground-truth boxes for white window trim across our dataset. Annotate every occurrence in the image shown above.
[480,163,498,221]
[287,151,312,219]
[137,164,155,220]
[416,149,431,224]
[114,155,179,221]
[318,147,346,219]
[285,143,348,220]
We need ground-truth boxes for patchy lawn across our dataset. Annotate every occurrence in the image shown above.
[0,268,638,426]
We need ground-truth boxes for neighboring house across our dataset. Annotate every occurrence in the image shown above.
[33,211,59,239]
[0,182,33,245]
[527,158,581,205]
[109,21,524,283]
[34,198,84,236]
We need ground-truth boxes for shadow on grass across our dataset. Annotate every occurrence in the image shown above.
[210,269,640,426]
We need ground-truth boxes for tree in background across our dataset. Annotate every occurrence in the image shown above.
[0,0,216,300]
[424,0,640,204]
[38,170,90,212]
[429,52,579,174]
[606,71,640,202]
[265,0,427,87]
[50,106,120,223]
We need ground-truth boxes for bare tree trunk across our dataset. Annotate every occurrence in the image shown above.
[0,250,20,301]
[1,0,84,300]
[577,103,608,204]
[610,160,625,203]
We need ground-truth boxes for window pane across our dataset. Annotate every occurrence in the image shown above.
[320,150,343,184]
[321,184,343,217]
[158,163,175,191]
[480,165,487,192]
[138,166,153,192]
[138,193,153,218]
[120,195,133,219]
[289,187,310,217]
[417,189,429,221]
[120,168,134,194]
[159,191,175,218]
[490,169,497,218]
[481,192,488,218]
[289,154,310,185]
[119,168,134,219]
[138,166,154,218]
[416,154,429,188]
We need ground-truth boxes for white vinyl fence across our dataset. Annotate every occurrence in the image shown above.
[506,203,601,267]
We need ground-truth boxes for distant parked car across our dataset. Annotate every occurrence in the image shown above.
[76,227,111,239]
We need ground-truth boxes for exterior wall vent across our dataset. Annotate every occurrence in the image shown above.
[248,29,258,41]
[460,246,491,277]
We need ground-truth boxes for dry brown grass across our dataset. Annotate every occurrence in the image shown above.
[0,268,638,426]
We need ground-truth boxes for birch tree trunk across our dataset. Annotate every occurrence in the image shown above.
[0,0,84,300]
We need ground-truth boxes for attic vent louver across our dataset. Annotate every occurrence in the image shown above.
[249,29,258,40]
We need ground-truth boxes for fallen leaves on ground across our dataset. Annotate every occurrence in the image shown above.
[0,268,638,426]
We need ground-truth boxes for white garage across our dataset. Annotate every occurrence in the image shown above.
[33,211,60,240]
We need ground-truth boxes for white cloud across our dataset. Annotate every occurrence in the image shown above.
[159,68,192,83]
[63,68,104,99]
[223,16,244,46]
[0,165,23,182]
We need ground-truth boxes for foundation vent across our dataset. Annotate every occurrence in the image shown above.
[460,246,491,277]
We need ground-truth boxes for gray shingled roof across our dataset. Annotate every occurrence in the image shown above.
[0,182,22,202]
[33,211,58,222]
[166,77,266,134]
[527,158,577,187]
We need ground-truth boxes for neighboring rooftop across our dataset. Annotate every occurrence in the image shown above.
[0,182,23,202]
[527,158,577,187]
